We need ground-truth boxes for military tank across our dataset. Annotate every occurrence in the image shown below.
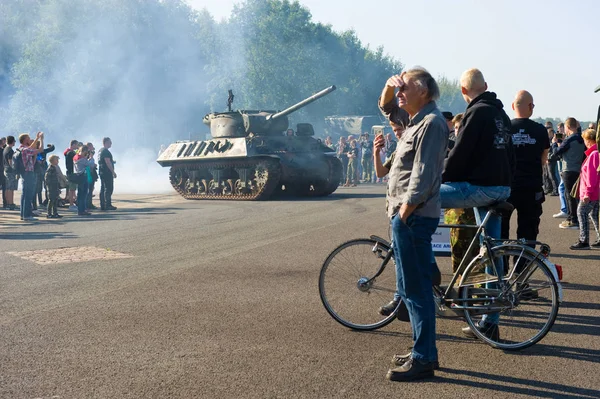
[157,86,342,200]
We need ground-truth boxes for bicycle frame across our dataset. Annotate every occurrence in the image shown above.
[367,206,555,315]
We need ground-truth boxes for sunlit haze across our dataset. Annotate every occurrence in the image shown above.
[187,0,600,120]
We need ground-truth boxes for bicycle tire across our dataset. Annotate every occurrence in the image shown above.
[319,238,398,331]
[460,245,560,350]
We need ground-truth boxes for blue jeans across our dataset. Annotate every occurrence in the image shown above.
[440,182,510,325]
[558,180,567,214]
[20,171,36,218]
[391,213,439,363]
[77,179,89,214]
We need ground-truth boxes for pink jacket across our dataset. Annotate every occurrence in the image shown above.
[579,144,600,201]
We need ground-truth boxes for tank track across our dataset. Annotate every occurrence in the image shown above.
[169,158,281,201]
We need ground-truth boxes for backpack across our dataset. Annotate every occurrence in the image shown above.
[12,148,26,175]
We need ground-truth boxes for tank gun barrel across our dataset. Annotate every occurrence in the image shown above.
[269,85,336,120]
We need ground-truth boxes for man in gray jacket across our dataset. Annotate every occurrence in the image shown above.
[550,117,586,229]
[377,68,448,382]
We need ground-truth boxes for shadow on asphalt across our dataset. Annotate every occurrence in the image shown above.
[435,368,600,398]
[271,192,385,202]
[0,232,77,240]
[551,252,600,261]
[562,282,600,292]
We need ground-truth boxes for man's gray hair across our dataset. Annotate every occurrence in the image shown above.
[404,67,440,101]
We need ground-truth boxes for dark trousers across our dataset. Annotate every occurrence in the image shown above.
[47,191,59,216]
[77,179,89,214]
[87,181,96,208]
[547,162,560,194]
[100,174,114,209]
[1,174,6,207]
[501,189,545,242]
[501,189,545,274]
[562,171,580,224]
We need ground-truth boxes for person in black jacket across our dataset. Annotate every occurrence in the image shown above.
[440,68,515,340]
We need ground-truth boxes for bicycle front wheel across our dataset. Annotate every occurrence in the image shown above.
[461,245,560,350]
[319,238,398,330]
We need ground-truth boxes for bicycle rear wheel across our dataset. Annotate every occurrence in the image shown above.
[319,238,398,330]
[461,245,560,350]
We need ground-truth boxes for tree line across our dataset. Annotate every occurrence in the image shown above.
[0,0,465,143]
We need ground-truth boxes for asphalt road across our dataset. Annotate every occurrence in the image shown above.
[1,186,599,398]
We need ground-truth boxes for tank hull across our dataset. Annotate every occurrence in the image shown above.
[158,137,342,201]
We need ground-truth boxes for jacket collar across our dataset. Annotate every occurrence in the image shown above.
[585,143,598,156]
[408,101,437,127]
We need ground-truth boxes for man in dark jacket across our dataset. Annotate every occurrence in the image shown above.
[549,117,586,229]
[440,68,515,340]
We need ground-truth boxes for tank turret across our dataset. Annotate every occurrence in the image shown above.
[203,86,336,138]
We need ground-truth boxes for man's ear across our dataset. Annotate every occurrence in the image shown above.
[484,82,488,91]
[461,86,467,95]
[511,102,516,111]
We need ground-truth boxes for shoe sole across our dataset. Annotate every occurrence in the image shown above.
[392,358,440,370]
[386,369,434,382]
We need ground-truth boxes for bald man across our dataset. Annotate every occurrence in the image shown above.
[500,91,550,252]
[440,68,514,341]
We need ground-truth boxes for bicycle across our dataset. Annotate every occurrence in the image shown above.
[318,202,563,351]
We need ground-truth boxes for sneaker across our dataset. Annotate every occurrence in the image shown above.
[559,221,578,229]
[68,205,78,212]
[591,241,600,248]
[379,300,399,316]
[32,210,41,216]
[23,216,38,221]
[9,204,17,211]
[53,214,63,218]
[46,215,54,219]
[106,206,117,211]
[391,352,440,370]
[386,357,435,382]
[553,211,568,218]
[88,204,98,210]
[462,321,499,341]
[570,242,590,250]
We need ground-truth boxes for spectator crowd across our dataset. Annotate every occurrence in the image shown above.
[1,134,117,221]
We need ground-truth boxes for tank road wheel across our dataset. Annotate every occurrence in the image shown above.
[223,179,234,196]
[208,179,222,195]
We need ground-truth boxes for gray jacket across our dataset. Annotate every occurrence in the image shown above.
[386,101,449,218]
[550,132,586,172]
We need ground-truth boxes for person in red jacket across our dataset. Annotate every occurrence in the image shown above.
[571,128,600,249]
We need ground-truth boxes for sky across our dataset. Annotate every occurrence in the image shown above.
[186,0,600,122]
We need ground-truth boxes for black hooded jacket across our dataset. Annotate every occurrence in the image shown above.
[442,92,515,187]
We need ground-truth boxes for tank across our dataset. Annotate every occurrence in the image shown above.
[157,86,342,200]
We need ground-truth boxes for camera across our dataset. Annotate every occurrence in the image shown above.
[555,133,564,140]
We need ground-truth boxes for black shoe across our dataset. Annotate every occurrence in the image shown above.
[46,214,54,219]
[570,242,590,250]
[386,357,435,382]
[379,300,399,316]
[88,204,98,209]
[106,205,117,210]
[391,352,439,370]
[462,321,499,341]
[591,241,600,248]
[78,211,92,216]
[53,214,63,218]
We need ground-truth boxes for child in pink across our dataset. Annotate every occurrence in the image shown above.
[571,129,600,249]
